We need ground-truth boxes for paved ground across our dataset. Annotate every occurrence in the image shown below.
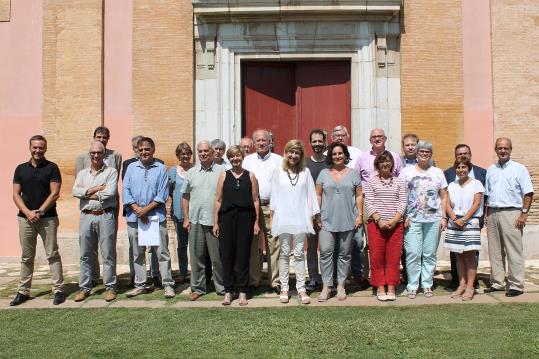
[1,260,538,309]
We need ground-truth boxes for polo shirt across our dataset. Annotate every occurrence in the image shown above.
[485,160,533,208]
[181,162,226,226]
[355,148,402,187]
[13,159,62,218]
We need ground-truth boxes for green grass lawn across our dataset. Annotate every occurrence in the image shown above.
[1,304,537,358]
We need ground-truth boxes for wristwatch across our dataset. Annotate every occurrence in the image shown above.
[521,208,529,214]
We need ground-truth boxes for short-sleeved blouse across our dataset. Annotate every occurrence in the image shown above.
[316,168,361,232]
[447,179,484,217]
[398,165,448,223]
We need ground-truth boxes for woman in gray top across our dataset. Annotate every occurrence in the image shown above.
[315,142,363,301]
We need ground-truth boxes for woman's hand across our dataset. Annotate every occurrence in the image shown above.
[440,218,447,231]
[212,224,220,238]
[253,222,260,236]
[453,218,465,229]
[354,215,363,229]
[404,218,410,229]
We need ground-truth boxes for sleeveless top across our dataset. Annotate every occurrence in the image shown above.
[219,170,255,213]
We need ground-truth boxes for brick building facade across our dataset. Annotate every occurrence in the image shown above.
[0,0,537,261]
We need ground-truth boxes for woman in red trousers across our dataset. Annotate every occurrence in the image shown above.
[364,151,407,301]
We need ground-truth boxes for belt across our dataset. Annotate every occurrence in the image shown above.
[488,207,519,211]
[82,207,114,215]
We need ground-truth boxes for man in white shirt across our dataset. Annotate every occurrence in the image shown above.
[243,129,283,292]
[330,125,362,169]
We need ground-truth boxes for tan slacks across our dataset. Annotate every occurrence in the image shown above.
[487,208,525,291]
[18,216,64,295]
[250,204,280,288]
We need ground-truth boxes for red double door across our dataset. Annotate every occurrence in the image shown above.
[242,61,351,156]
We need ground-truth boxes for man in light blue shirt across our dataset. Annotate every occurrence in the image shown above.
[123,137,175,298]
[485,137,533,297]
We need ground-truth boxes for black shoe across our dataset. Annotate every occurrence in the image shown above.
[505,289,523,297]
[152,276,162,289]
[272,285,281,295]
[10,293,29,306]
[474,281,480,290]
[484,286,504,293]
[53,291,66,305]
[127,276,135,287]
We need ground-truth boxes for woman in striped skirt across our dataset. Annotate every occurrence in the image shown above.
[444,158,484,301]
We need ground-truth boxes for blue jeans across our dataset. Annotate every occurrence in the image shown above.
[174,218,189,276]
[351,226,365,277]
[404,221,441,291]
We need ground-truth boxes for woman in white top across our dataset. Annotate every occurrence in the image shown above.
[445,158,484,301]
[270,139,319,304]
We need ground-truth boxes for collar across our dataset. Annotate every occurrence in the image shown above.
[27,159,48,168]
[404,156,417,165]
[89,163,107,175]
[369,148,386,156]
[198,162,215,172]
[496,159,512,169]
[310,155,326,163]
[256,151,272,160]
[135,159,158,169]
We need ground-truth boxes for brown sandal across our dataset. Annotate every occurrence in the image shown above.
[462,288,475,301]
[451,286,466,299]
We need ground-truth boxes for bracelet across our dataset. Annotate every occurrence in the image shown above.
[441,217,447,220]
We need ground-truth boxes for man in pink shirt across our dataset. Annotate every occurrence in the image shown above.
[355,129,402,187]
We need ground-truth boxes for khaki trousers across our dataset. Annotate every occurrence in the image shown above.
[258,204,280,288]
[487,208,525,291]
[18,216,64,295]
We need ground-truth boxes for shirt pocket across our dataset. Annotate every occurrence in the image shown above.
[503,176,519,192]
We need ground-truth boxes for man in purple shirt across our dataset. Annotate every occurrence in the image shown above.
[355,128,402,187]
[351,128,402,289]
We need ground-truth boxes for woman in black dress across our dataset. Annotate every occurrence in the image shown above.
[213,145,260,305]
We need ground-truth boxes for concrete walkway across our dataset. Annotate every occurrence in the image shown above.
[1,260,538,310]
[1,291,539,310]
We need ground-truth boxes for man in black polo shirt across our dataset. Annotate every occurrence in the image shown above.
[11,135,65,306]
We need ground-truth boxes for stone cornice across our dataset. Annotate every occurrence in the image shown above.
[193,0,401,23]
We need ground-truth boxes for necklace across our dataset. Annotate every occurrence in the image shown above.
[287,170,299,186]
[380,175,394,187]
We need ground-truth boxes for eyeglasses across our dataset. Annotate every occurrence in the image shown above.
[89,151,104,156]
[370,135,385,139]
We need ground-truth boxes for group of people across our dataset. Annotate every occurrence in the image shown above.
[10,124,533,307]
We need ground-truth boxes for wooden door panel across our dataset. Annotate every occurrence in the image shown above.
[296,61,351,156]
[242,63,295,156]
[242,61,351,157]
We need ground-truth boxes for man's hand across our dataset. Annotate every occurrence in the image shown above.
[26,209,41,223]
[131,204,146,218]
[212,224,220,238]
[183,218,191,232]
[139,215,148,225]
[515,213,528,230]
[87,185,106,196]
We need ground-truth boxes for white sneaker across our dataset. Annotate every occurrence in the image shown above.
[126,287,149,298]
[164,286,175,299]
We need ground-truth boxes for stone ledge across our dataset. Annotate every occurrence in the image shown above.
[0,0,10,22]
